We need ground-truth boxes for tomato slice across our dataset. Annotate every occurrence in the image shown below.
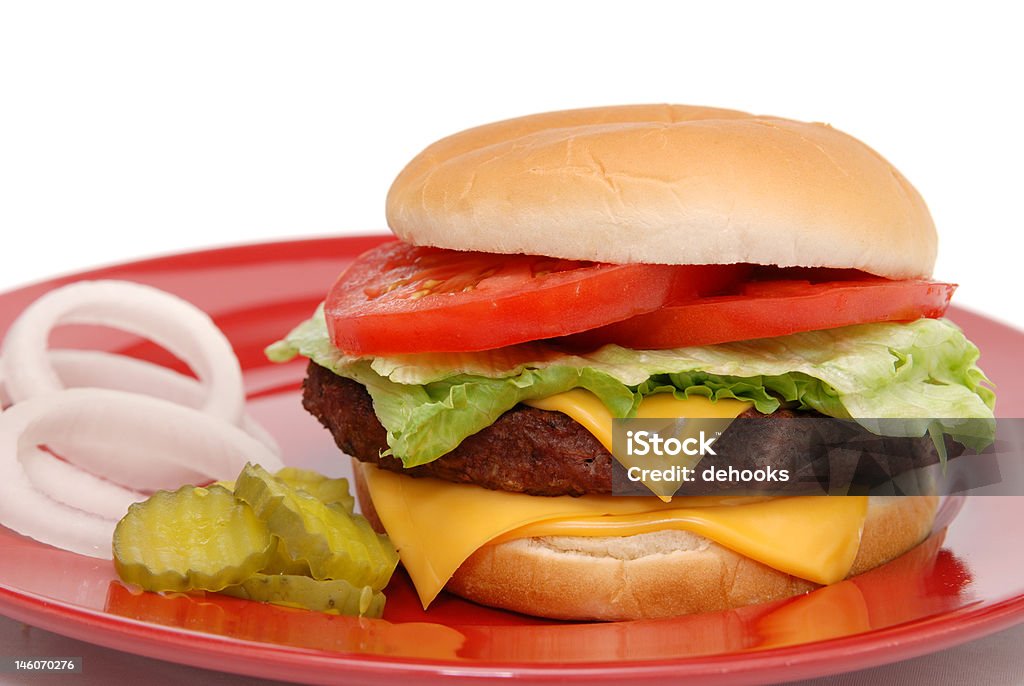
[324,241,739,355]
[565,279,957,350]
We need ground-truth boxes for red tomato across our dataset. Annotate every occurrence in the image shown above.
[324,241,737,355]
[565,279,957,350]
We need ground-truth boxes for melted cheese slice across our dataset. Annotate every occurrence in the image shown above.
[362,465,867,608]
[525,389,751,452]
[364,391,867,608]
[527,390,752,500]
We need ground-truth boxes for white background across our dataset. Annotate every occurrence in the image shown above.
[1,1,1022,331]
[0,5,1022,684]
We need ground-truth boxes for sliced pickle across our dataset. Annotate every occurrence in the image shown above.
[217,468,354,513]
[219,573,385,617]
[234,463,398,591]
[274,466,356,513]
[113,485,274,592]
[260,537,313,576]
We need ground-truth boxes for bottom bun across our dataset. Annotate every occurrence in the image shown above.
[353,461,937,621]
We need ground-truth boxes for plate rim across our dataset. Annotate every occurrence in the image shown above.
[1,234,1022,684]
[1,576,1023,684]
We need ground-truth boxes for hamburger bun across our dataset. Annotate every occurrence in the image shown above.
[387,104,936,279]
[353,462,937,621]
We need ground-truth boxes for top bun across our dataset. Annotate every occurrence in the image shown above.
[386,105,937,279]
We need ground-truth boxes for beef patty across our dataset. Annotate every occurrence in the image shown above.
[303,361,615,496]
[302,362,948,497]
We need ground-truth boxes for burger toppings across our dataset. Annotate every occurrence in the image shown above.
[0,280,284,558]
[2,280,253,429]
[112,463,395,617]
[113,483,276,593]
[302,365,618,497]
[565,274,958,350]
[233,463,398,592]
[219,572,386,617]
[357,463,869,608]
[270,309,995,469]
[322,241,958,355]
[303,365,950,498]
[0,388,282,558]
[325,240,693,354]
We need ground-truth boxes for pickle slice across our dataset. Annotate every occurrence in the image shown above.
[215,468,354,513]
[274,467,356,513]
[113,485,274,592]
[219,573,385,617]
[234,464,398,591]
[260,537,313,576]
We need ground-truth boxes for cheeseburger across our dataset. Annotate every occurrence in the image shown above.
[270,105,995,620]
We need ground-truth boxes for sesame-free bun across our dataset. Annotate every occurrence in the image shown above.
[387,105,937,279]
[446,495,937,621]
[353,463,937,621]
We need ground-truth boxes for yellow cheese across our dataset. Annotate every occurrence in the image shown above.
[527,389,751,500]
[363,390,865,609]
[491,497,867,583]
[525,389,750,453]
[362,464,867,609]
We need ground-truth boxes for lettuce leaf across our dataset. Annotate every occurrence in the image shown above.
[268,307,996,466]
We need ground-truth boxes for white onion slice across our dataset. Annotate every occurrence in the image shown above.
[48,349,280,456]
[0,400,117,559]
[26,388,284,490]
[16,350,279,492]
[0,388,285,558]
[0,280,245,424]
[21,446,143,520]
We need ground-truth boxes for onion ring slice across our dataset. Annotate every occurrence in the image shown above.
[48,349,279,456]
[0,388,285,558]
[25,388,284,490]
[21,445,143,520]
[0,280,245,424]
[16,350,279,494]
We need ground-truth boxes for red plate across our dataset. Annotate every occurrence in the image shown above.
[0,235,1021,685]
